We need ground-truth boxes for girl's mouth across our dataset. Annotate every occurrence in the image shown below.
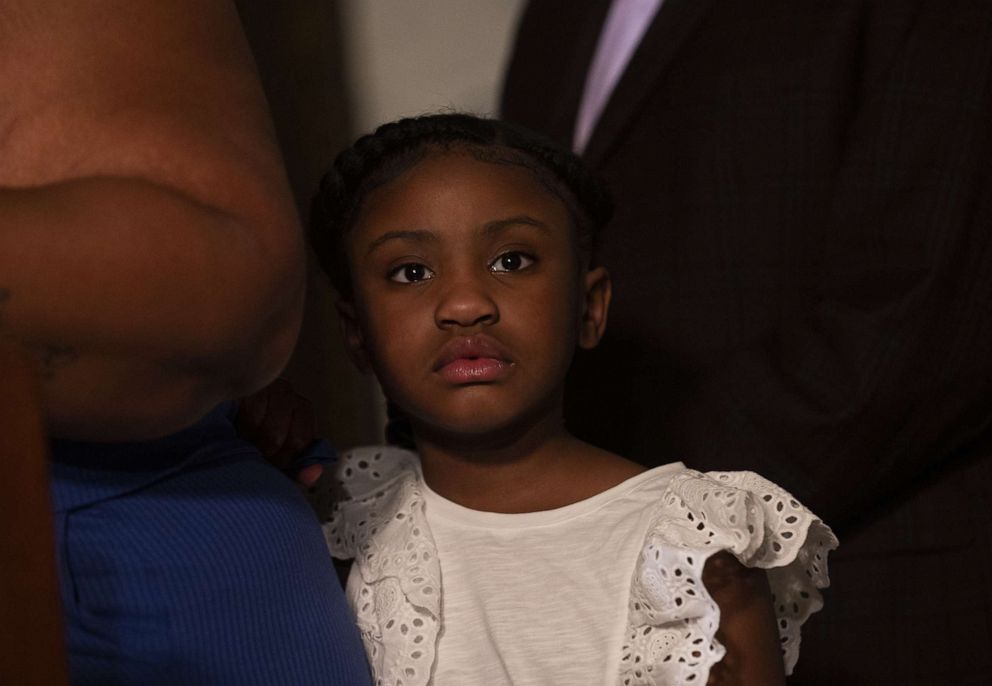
[436,357,512,384]
[433,335,513,384]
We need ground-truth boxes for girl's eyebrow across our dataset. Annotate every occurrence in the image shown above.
[366,216,549,255]
[366,229,437,255]
[483,215,550,235]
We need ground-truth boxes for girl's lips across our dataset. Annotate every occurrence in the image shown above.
[433,335,513,384]
[436,357,512,384]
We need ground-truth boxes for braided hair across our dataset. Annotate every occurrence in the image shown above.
[310,113,613,298]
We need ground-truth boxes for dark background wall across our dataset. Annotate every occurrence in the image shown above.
[236,1,380,447]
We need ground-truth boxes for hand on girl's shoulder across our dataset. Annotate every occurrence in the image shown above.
[236,378,333,488]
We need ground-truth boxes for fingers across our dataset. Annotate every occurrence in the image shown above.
[235,385,270,444]
[288,393,316,454]
[237,378,319,472]
[257,379,295,457]
[266,393,316,468]
[295,463,324,488]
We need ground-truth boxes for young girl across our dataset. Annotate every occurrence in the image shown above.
[308,114,836,686]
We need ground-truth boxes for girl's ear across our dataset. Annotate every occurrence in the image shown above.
[336,300,371,373]
[578,266,611,349]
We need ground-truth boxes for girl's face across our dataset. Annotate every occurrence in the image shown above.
[340,150,610,444]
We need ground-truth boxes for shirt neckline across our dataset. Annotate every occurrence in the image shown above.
[419,461,684,530]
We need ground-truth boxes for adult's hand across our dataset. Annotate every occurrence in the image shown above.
[237,378,325,487]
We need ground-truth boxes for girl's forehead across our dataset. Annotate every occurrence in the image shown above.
[355,150,572,231]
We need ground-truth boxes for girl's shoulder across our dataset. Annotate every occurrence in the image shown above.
[624,467,838,680]
[334,444,420,495]
[308,445,422,552]
[312,445,443,683]
[648,468,833,565]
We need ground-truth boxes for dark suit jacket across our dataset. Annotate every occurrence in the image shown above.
[503,2,992,683]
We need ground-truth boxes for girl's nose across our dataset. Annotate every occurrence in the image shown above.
[434,276,499,329]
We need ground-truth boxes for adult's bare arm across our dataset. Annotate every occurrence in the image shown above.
[0,1,305,440]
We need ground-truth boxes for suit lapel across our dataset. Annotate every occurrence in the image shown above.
[583,0,717,167]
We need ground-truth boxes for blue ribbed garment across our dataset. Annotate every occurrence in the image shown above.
[50,404,371,685]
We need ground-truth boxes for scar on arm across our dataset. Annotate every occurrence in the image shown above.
[0,287,79,380]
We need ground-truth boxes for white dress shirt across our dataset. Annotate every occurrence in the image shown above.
[573,0,665,153]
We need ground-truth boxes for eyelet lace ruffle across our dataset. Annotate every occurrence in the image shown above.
[619,470,837,685]
[313,447,440,686]
[314,449,837,686]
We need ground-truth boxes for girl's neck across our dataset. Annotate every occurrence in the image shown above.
[412,416,645,514]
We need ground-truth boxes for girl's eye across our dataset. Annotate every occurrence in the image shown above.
[490,251,535,273]
[389,263,435,283]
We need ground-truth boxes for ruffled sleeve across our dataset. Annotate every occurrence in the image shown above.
[620,469,837,685]
[309,446,441,686]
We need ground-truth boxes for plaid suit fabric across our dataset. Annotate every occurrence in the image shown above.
[502,1,992,682]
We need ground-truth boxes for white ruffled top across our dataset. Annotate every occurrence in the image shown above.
[312,446,837,686]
